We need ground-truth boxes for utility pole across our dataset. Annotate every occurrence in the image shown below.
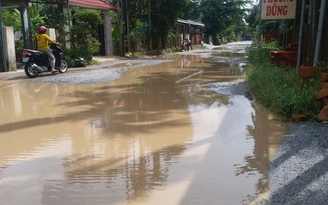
[296,0,306,71]
[313,0,327,67]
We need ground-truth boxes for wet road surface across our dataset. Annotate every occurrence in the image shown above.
[0,45,288,204]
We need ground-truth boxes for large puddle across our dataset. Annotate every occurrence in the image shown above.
[0,54,287,205]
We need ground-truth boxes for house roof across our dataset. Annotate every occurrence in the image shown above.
[69,0,116,10]
[177,18,204,27]
[1,0,27,7]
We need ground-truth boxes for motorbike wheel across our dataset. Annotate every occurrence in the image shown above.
[58,60,68,73]
[24,62,39,78]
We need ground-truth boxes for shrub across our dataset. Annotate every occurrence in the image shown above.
[246,41,323,119]
[70,9,103,62]
[245,41,282,65]
[247,63,322,118]
[62,47,88,67]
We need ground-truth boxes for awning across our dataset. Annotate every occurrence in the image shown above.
[69,0,116,10]
[1,0,27,7]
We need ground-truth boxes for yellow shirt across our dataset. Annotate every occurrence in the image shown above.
[36,34,56,50]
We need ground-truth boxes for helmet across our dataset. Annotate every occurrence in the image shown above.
[39,26,47,32]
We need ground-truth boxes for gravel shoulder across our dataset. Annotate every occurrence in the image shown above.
[222,81,328,204]
[0,56,173,85]
[231,81,328,204]
[231,83,328,205]
[268,121,328,205]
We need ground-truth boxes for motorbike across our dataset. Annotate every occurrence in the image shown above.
[22,43,68,78]
[181,39,187,51]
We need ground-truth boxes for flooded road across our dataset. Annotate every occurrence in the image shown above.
[0,49,288,204]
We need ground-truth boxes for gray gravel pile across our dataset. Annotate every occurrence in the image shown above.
[30,59,173,84]
[269,122,328,205]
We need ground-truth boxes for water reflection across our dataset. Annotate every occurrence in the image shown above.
[232,102,287,196]
[0,54,287,205]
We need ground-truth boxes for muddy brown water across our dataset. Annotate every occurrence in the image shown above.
[0,54,287,205]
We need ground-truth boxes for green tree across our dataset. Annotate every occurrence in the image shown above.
[111,0,187,51]
[235,21,252,40]
[245,4,259,30]
[39,4,70,37]
[29,5,46,32]
[2,9,21,31]
[2,8,24,49]
[200,0,251,38]
[150,0,188,49]
[70,9,103,61]
[222,25,236,42]
[181,0,202,20]
[110,0,149,53]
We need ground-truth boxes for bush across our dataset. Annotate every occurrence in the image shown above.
[245,41,282,65]
[70,9,103,62]
[246,41,323,119]
[62,47,88,67]
[247,63,322,119]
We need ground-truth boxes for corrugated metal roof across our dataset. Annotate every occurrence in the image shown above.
[177,18,204,27]
[69,0,116,10]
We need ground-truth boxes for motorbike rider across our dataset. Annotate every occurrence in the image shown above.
[36,26,58,73]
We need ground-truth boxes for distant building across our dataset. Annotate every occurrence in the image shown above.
[192,0,202,4]
[174,18,205,48]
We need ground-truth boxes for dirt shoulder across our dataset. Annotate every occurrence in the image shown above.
[0,55,136,81]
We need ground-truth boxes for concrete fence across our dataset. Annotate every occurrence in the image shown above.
[3,27,17,72]
[0,27,57,72]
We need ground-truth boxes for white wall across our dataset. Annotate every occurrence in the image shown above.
[4,27,17,72]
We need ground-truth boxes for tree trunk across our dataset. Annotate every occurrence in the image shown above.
[143,8,146,51]
[148,0,152,50]
[126,10,131,52]
[135,18,139,51]
[117,0,124,55]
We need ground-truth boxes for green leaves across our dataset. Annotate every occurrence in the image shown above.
[40,4,70,34]
[200,0,251,37]
[72,9,103,25]
[69,9,102,61]
[150,0,188,48]
[2,9,22,31]
[247,50,322,118]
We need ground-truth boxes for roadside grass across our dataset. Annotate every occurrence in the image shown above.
[246,42,322,120]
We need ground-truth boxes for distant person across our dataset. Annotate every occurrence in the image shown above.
[185,37,192,51]
[201,41,206,48]
[36,26,58,73]
[181,39,187,51]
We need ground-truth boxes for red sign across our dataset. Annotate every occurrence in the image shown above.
[261,0,296,20]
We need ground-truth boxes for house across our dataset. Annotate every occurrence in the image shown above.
[176,18,205,48]
[0,0,116,72]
